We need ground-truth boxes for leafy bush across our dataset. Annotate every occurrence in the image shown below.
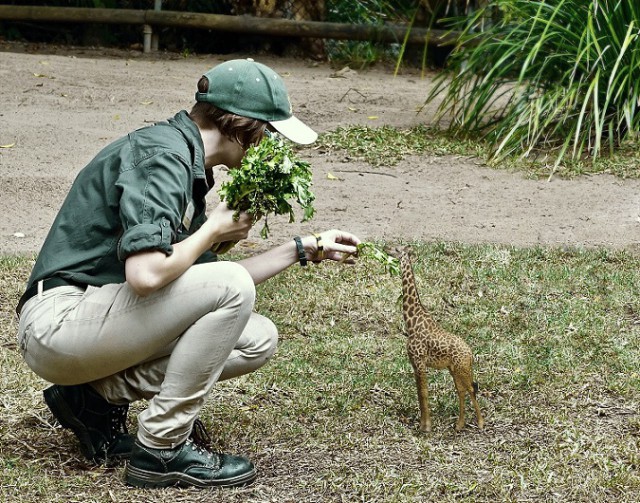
[426,0,640,168]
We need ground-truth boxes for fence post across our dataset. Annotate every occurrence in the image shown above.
[151,0,161,51]
[143,23,152,52]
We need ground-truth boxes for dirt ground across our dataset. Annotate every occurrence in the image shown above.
[1,41,640,255]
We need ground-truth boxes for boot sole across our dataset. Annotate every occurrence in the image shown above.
[125,463,257,489]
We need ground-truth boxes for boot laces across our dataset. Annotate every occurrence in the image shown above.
[190,418,212,448]
[107,404,129,440]
[187,418,216,461]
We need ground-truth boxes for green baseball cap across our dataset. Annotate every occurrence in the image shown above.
[195,58,318,145]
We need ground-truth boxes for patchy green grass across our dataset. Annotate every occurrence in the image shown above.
[318,125,486,167]
[2,243,640,502]
[316,126,640,179]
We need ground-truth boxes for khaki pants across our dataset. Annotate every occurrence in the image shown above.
[17,262,277,449]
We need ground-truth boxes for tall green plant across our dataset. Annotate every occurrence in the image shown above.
[394,0,488,75]
[426,0,640,172]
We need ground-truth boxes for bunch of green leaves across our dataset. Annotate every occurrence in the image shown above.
[426,0,640,172]
[217,133,315,246]
[355,242,400,275]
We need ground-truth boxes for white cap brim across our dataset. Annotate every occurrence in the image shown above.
[270,115,318,145]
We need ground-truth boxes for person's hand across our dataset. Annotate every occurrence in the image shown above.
[207,202,254,247]
[304,229,361,264]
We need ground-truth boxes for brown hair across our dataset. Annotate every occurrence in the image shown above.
[189,76,268,150]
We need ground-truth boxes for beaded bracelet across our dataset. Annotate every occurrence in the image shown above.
[313,233,324,262]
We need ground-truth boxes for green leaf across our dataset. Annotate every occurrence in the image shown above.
[356,242,400,276]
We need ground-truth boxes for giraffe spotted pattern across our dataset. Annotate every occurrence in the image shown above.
[392,245,485,433]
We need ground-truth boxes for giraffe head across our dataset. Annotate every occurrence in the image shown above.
[385,244,413,261]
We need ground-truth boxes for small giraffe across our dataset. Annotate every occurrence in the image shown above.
[391,245,484,433]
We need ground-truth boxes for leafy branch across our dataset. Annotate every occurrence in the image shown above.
[356,242,400,276]
[214,134,316,253]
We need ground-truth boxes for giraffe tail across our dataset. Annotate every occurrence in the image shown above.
[472,381,479,394]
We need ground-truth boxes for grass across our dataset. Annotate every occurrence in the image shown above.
[2,242,640,502]
[318,125,486,167]
[316,126,640,179]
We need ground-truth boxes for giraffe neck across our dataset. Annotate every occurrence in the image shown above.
[399,253,435,331]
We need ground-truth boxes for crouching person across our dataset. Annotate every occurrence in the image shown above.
[16,58,360,489]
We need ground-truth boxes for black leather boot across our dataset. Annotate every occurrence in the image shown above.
[125,420,256,488]
[43,384,134,465]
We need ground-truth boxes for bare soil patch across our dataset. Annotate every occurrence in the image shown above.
[1,42,639,254]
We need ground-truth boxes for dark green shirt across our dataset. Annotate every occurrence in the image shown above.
[22,110,216,296]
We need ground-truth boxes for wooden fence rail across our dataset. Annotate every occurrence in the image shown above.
[0,5,458,51]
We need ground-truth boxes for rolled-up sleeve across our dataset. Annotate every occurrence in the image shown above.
[116,152,189,261]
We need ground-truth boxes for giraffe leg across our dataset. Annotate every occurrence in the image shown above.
[451,371,467,431]
[414,369,431,432]
[470,381,485,429]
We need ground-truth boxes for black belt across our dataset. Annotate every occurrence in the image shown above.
[16,277,86,317]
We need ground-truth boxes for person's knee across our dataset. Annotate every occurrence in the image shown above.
[218,314,279,381]
[226,262,256,305]
[258,316,278,360]
[245,313,278,361]
[196,261,256,310]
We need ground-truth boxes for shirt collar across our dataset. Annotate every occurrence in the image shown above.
[168,110,206,182]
